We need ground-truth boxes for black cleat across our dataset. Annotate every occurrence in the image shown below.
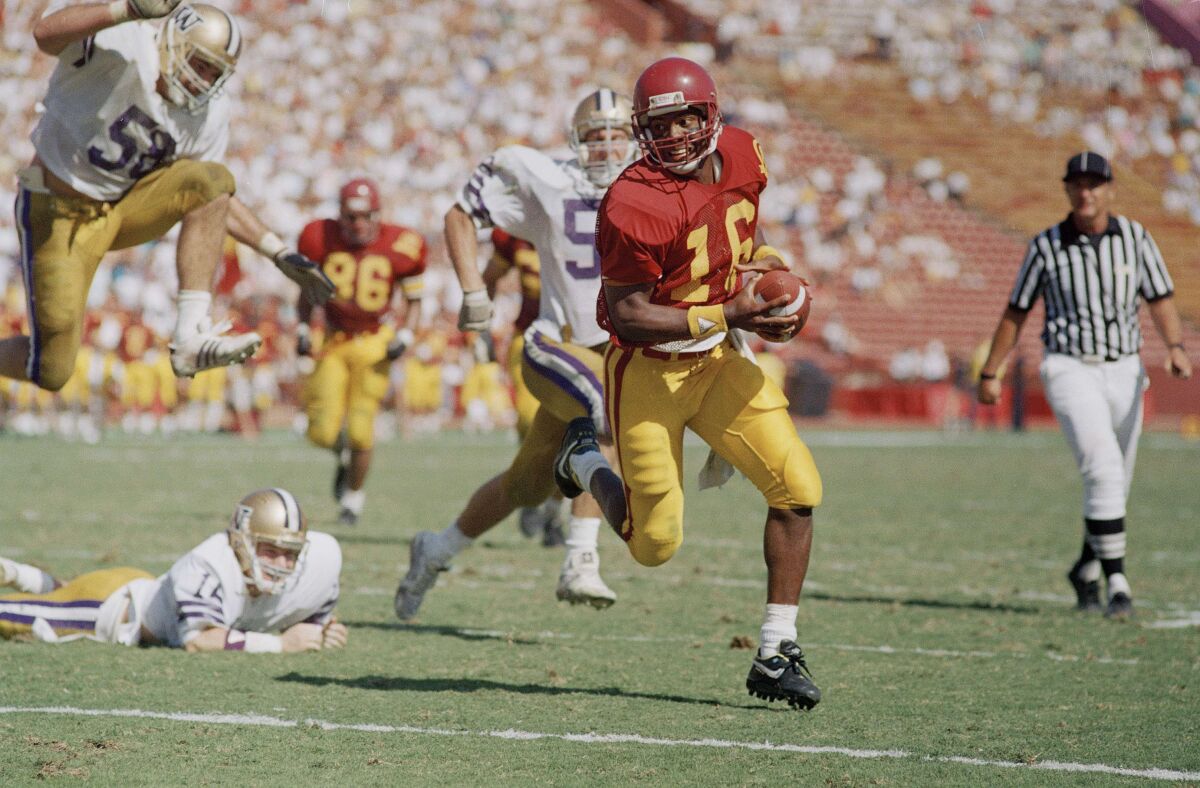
[553,417,599,499]
[1105,592,1134,620]
[746,640,821,710]
[337,507,359,526]
[1067,567,1102,612]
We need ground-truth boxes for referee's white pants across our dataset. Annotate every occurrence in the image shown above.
[1039,353,1146,520]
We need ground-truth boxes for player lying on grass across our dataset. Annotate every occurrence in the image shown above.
[0,489,347,653]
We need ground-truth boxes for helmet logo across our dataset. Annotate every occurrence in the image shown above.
[173,5,203,32]
[233,504,253,529]
[648,91,685,110]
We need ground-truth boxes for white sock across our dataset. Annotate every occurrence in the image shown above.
[0,558,57,594]
[430,521,473,563]
[564,517,601,561]
[339,488,366,515]
[1107,572,1131,599]
[759,603,799,658]
[569,451,609,492]
[175,290,212,341]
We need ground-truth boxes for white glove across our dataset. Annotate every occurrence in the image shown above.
[458,289,493,332]
[126,0,183,19]
[697,449,735,490]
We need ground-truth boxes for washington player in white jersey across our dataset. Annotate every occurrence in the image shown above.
[0,489,347,653]
[0,1,333,393]
[395,89,637,620]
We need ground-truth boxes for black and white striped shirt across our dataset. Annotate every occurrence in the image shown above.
[1008,214,1174,360]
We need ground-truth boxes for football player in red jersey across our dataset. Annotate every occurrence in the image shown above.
[552,58,824,710]
[297,178,427,525]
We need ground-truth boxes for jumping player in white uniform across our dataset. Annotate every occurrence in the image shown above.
[0,489,347,653]
[394,88,638,619]
[1,1,333,392]
[978,151,1192,619]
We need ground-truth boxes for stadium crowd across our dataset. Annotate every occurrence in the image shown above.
[8,0,1194,439]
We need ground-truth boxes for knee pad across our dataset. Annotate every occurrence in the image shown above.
[306,417,341,449]
[771,441,823,509]
[627,529,681,567]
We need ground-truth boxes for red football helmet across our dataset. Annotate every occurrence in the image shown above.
[631,57,723,174]
[338,177,381,247]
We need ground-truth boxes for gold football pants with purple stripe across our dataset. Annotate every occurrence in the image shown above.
[502,328,606,507]
[0,567,152,639]
[14,160,235,391]
[507,332,540,441]
[604,341,822,567]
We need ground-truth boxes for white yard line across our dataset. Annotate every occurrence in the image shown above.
[0,706,1193,781]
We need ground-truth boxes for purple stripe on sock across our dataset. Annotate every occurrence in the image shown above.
[0,612,95,631]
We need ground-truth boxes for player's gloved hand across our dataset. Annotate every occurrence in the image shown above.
[296,324,312,357]
[321,619,349,650]
[280,622,324,653]
[386,328,415,361]
[275,250,336,306]
[125,0,183,19]
[458,289,492,332]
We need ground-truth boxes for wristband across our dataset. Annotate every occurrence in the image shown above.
[686,304,727,340]
[751,244,782,262]
[979,372,996,380]
[244,631,283,653]
[257,232,288,261]
[108,0,132,22]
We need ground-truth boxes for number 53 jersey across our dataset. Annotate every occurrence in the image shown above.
[32,15,231,202]
[297,221,427,333]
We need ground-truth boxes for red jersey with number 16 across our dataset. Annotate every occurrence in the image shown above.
[596,125,769,343]
[298,220,427,335]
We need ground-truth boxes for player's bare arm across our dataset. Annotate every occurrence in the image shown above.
[977,306,1029,404]
[445,204,491,330]
[34,1,181,56]
[1146,296,1192,379]
[225,197,334,305]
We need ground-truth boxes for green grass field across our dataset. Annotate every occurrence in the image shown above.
[1,428,1198,785]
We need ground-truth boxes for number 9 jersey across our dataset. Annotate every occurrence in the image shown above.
[297,220,427,333]
[32,15,230,202]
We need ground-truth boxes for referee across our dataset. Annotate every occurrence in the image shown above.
[977,151,1192,619]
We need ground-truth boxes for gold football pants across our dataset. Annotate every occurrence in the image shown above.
[15,160,235,390]
[0,567,153,640]
[501,328,606,507]
[604,341,822,567]
[304,328,393,450]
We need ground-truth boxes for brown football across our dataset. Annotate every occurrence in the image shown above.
[755,270,811,329]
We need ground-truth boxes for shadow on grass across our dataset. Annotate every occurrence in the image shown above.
[342,621,543,645]
[805,590,1041,615]
[276,671,773,711]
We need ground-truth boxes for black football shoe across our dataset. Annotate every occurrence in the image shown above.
[1105,592,1134,620]
[553,417,599,499]
[746,640,821,710]
[1067,567,1102,612]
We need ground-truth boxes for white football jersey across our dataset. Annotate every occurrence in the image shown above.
[31,18,230,202]
[458,145,608,348]
[137,531,341,648]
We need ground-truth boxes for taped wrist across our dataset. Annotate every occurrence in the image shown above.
[751,244,782,262]
[257,232,288,261]
[686,304,727,340]
[224,629,283,653]
[108,1,132,22]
